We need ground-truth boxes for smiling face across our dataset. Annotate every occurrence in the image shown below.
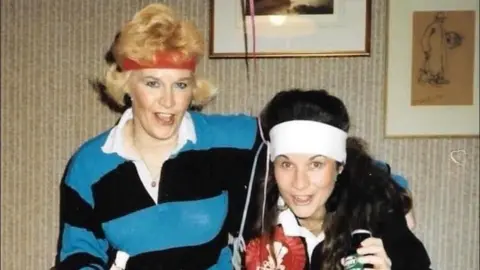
[127,68,194,142]
[274,153,340,219]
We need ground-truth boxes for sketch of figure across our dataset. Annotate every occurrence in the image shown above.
[418,12,463,86]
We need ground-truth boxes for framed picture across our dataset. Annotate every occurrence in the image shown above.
[209,0,372,58]
[385,0,479,138]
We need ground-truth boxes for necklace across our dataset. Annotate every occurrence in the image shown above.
[130,123,176,190]
[148,169,160,188]
[139,151,162,188]
[137,151,161,188]
[132,138,163,189]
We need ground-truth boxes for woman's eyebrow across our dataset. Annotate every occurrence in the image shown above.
[142,75,160,81]
[309,155,325,160]
[176,76,194,81]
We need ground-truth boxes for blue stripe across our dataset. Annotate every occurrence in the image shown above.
[391,174,409,190]
[102,193,228,256]
[60,224,109,263]
[374,160,409,189]
[208,247,233,269]
[190,112,257,150]
[66,130,126,206]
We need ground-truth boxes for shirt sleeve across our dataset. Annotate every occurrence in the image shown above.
[381,211,432,270]
[56,156,109,270]
[204,114,260,150]
[373,160,410,190]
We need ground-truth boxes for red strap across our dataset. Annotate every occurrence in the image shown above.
[248,0,256,62]
[246,0,257,114]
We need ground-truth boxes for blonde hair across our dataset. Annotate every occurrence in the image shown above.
[104,4,216,107]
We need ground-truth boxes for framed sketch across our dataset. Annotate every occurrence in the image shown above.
[385,0,479,138]
[209,0,372,58]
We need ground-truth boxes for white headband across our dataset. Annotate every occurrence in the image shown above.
[268,120,348,162]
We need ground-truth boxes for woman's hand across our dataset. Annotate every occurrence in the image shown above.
[356,237,392,270]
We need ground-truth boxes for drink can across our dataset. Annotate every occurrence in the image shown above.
[344,229,372,270]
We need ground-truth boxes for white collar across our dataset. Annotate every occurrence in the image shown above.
[101,108,197,160]
[277,208,325,260]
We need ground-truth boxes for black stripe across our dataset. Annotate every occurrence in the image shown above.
[61,182,104,238]
[55,252,106,270]
[93,148,258,226]
[159,148,259,203]
[92,162,156,223]
[161,148,260,237]
[158,150,225,204]
[212,148,260,237]
[125,224,228,269]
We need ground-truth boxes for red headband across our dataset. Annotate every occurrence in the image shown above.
[122,51,197,71]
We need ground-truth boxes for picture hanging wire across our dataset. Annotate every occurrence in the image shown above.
[240,0,258,115]
[231,2,259,269]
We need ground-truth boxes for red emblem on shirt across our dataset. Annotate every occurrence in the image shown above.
[245,226,306,270]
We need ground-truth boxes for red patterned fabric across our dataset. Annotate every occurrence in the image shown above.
[245,226,306,270]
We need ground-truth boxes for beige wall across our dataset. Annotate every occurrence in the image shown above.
[1,0,478,269]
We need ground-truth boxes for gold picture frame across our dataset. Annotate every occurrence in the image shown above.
[209,0,372,58]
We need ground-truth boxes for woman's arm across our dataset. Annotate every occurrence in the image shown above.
[55,156,109,270]
[381,211,431,270]
[196,113,261,150]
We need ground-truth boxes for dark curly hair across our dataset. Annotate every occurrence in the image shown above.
[250,89,411,269]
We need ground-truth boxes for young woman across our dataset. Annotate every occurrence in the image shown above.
[55,4,259,269]
[243,89,431,270]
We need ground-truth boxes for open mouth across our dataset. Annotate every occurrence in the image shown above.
[291,195,313,206]
[154,112,175,125]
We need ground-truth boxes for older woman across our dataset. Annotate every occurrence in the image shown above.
[55,4,258,269]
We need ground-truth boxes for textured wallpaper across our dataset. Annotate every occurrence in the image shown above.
[1,0,479,269]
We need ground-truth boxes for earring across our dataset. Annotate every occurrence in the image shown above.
[277,197,288,211]
[123,94,133,106]
[335,170,343,182]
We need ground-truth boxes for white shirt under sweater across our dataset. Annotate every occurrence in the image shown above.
[100,108,196,203]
